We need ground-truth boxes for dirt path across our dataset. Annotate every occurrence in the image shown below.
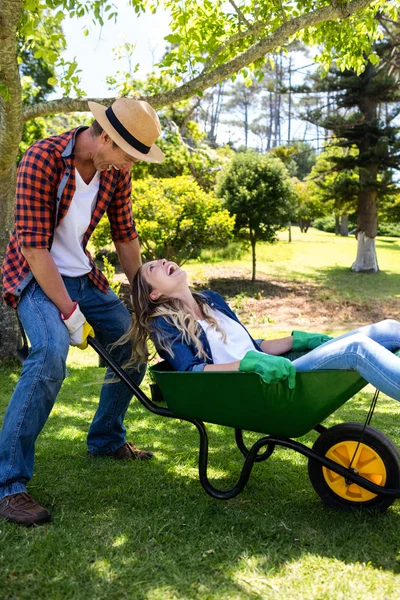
[116,268,400,330]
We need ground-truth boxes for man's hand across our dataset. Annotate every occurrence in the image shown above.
[292,330,333,352]
[239,350,296,389]
[61,302,94,349]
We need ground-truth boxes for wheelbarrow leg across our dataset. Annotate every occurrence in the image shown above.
[192,420,275,500]
[235,429,275,462]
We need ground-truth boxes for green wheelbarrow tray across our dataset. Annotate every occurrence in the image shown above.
[87,338,400,509]
[150,361,368,439]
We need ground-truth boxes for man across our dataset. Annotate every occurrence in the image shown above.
[0,98,164,526]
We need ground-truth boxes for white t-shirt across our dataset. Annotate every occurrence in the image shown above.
[198,308,261,363]
[50,169,100,276]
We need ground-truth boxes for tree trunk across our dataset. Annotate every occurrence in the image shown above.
[352,231,378,272]
[288,221,292,243]
[267,90,273,150]
[288,56,292,144]
[244,99,248,148]
[0,0,24,360]
[352,84,379,272]
[340,214,349,236]
[335,215,340,235]
[250,229,256,281]
[0,166,20,360]
[351,178,379,271]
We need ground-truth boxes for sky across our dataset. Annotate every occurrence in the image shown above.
[59,5,316,148]
[60,5,170,98]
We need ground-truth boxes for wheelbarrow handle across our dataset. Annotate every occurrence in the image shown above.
[87,336,173,419]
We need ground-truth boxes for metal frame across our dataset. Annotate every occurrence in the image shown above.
[89,337,400,501]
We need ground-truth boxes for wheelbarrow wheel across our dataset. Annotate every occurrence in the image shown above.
[308,422,400,512]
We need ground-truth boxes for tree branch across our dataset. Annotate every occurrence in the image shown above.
[203,20,268,72]
[23,96,118,122]
[278,0,287,23]
[228,0,252,28]
[23,0,376,121]
[147,0,377,108]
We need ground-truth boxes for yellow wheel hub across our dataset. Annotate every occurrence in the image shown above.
[323,440,387,502]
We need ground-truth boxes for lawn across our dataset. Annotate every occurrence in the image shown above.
[1,229,400,600]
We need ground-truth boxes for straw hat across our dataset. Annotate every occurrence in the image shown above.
[88,98,165,163]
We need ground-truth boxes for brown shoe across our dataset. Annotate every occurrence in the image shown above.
[0,492,51,527]
[89,441,154,460]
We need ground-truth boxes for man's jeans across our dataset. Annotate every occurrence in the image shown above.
[293,319,400,401]
[0,276,145,500]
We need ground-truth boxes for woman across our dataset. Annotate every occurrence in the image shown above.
[123,259,400,401]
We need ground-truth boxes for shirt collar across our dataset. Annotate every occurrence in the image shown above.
[61,126,89,158]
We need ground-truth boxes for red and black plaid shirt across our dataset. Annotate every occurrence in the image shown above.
[2,127,137,308]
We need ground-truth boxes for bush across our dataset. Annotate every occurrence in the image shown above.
[91,176,236,263]
[133,177,235,262]
[377,223,400,237]
[313,216,337,232]
[313,217,400,237]
[102,256,121,296]
[91,216,112,252]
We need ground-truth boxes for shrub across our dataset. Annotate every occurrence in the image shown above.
[377,223,400,237]
[133,177,235,262]
[91,176,235,263]
[313,216,337,232]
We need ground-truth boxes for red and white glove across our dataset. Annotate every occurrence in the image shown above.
[61,302,94,349]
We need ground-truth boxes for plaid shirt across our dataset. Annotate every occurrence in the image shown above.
[2,127,137,309]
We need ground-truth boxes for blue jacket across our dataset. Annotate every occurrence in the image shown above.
[151,290,262,372]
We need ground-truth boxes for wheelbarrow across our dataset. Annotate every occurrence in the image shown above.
[88,336,400,513]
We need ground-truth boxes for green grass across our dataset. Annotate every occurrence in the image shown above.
[1,229,400,599]
[196,227,400,302]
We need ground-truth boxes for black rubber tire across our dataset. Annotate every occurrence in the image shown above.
[308,422,400,512]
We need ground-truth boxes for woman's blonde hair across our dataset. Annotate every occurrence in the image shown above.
[119,264,226,369]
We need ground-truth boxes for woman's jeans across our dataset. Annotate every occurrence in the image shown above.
[0,276,145,500]
[293,319,400,401]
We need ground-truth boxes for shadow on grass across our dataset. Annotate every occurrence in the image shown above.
[192,277,304,299]
[2,365,400,598]
[311,266,400,302]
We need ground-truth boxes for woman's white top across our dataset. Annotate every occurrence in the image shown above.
[197,308,260,363]
[50,169,100,277]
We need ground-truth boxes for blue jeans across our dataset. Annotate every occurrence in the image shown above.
[0,276,145,500]
[292,319,400,401]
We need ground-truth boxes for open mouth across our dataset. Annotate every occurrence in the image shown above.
[167,263,178,276]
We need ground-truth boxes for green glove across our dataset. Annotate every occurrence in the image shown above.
[292,330,333,352]
[239,350,296,389]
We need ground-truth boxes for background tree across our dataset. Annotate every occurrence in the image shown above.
[216,152,295,281]
[292,178,328,233]
[307,142,360,235]
[289,141,317,180]
[223,77,260,149]
[0,0,394,358]
[305,30,400,271]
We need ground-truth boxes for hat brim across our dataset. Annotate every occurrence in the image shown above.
[88,101,165,164]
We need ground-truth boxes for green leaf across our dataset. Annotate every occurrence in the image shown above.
[164,34,181,44]
[47,76,58,86]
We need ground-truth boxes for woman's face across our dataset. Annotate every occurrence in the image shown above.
[142,259,188,301]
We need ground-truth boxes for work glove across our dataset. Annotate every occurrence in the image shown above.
[61,302,94,350]
[292,330,333,352]
[239,350,296,389]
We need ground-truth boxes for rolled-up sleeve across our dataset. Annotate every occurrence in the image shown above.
[15,148,57,249]
[107,170,138,243]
